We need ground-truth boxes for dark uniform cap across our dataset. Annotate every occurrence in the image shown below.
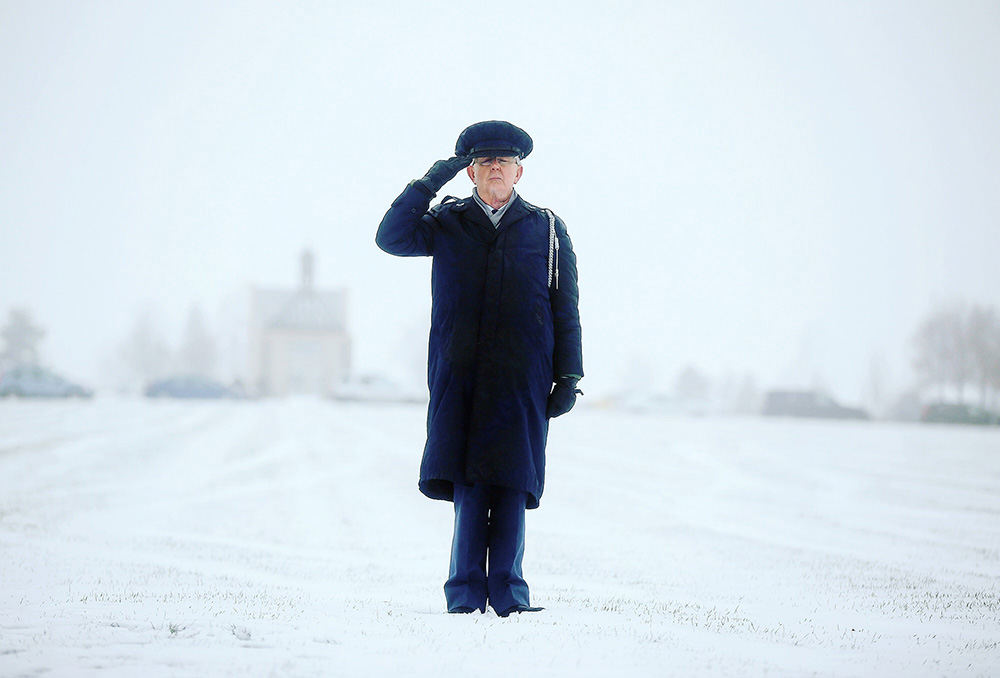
[455,120,533,160]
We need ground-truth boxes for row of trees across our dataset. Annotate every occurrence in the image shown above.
[0,305,219,393]
[912,303,1000,408]
[111,306,219,391]
[8,302,999,408]
[0,308,44,368]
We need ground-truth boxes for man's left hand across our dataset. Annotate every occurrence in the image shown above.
[546,377,582,419]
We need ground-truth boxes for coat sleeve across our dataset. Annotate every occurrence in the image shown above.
[376,181,437,256]
[551,214,584,380]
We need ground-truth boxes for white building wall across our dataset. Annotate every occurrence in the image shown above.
[261,329,350,396]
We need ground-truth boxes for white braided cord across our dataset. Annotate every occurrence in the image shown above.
[546,209,559,290]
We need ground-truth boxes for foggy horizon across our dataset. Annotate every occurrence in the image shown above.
[2,1,999,405]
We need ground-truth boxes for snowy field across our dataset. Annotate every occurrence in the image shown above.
[1,398,998,677]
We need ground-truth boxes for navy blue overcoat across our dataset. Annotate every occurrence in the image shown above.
[376,181,583,509]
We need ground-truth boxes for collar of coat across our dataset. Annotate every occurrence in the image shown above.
[472,187,517,227]
[442,192,542,237]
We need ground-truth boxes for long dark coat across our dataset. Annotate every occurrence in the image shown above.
[376,181,583,509]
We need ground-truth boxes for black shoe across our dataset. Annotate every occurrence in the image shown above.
[448,606,479,614]
[496,605,544,618]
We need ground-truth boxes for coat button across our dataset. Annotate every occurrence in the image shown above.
[410,208,417,214]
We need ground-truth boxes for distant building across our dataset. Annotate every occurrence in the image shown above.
[248,251,350,396]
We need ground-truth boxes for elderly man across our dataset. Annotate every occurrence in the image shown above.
[376,120,583,617]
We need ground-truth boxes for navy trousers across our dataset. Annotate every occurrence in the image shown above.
[444,483,530,614]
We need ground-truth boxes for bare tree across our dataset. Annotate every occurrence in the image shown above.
[119,310,171,391]
[967,305,999,408]
[1,308,45,367]
[947,304,972,403]
[912,303,971,402]
[911,302,1000,408]
[986,311,1000,410]
[731,372,760,415]
[178,305,217,378]
[674,364,711,401]
[864,351,890,418]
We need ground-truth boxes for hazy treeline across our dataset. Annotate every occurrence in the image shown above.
[0,308,44,368]
[0,306,219,393]
[108,307,219,392]
[912,303,1000,409]
[5,302,1000,413]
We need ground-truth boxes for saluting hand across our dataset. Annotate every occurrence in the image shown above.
[417,155,470,195]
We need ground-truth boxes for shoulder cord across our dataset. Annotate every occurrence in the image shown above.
[546,209,560,290]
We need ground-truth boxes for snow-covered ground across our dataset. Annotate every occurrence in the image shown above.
[1,398,998,677]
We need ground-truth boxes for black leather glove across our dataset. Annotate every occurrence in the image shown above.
[546,377,582,419]
[416,155,470,195]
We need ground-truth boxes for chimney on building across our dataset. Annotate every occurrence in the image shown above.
[301,249,315,292]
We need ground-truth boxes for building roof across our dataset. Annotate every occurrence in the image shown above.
[250,250,348,333]
[252,288,347,333]
[270,290,346,331]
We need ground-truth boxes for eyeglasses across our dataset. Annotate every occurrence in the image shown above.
[473,156,518,167]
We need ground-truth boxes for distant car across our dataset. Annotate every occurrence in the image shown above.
[0,364,93,398]
[329,374,425,404]
[920,402,999,426]
[145,375,233,399]
[762,390,869,420]
[616,391,713,416]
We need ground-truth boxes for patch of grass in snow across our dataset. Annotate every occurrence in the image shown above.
[838,583,999,622]
[230,625,252,641]
[800,562,999,624]
[80,591,144,603]
[563,595,885,649]
[75,586,305,622]
[172,588,301,619]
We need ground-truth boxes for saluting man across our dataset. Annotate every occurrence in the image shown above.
[376,120,583,617]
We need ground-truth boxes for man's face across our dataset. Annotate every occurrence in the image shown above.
[466,156,523,203]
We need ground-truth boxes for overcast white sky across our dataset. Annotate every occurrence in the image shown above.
[2,1,998,402]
